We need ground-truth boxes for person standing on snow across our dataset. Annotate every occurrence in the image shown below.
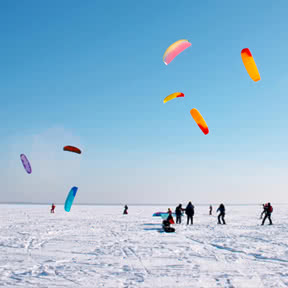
[123,205,128,215]
[50,203,56,213]
[217,203,226,224]
[175,204,183,224]
[261,203,273,225]
[209,205,213,215]
[185,202,194,225]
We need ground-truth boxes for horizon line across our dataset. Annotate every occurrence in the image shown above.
[0,202,286,206]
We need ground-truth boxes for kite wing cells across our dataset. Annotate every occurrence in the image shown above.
[163,92,184,104]
[241,48,261,82]
[163,39,191,65]
[64,186,78,212]
[190,108,209,135]
[20,154,32,174]
[63,146,81,154]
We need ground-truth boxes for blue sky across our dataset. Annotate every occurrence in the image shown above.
[1,0,288,204]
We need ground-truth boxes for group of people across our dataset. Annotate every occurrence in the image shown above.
[51,202,273,227]
[169,202,273,227]
[174,202,226,225]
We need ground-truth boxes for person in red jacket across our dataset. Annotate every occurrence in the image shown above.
[166,208,175,224]
[162,208,175,232]
[50,203,56,213]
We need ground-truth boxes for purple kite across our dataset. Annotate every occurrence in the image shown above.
[20,154,32,174]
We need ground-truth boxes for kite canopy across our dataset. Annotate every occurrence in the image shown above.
[20,154,32,174]
[163,39,191,65]
[63,146,81,154]
[190,108,209,135]
[241,48,261,82]
[64,186,78,212]
[153,212,167,217]
[153,212,177,217]
[163,92,184,104]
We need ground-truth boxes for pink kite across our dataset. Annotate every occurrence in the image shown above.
[163,39,192,65]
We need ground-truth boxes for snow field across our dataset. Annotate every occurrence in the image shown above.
[0,204,288,287]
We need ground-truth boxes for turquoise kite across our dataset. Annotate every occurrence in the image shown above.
[64,186,78,212]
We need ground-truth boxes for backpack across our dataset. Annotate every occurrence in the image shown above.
[268,206,273,213]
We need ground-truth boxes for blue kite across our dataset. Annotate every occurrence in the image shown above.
[64,186,78,212]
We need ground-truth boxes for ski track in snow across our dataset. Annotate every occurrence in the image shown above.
[0,204,288,287]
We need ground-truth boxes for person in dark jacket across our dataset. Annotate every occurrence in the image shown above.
[209,205,212,215]
[217,204,226,224]
[185,202,194,225]
[123,205,128,215]
[162,219,175,232]
[175,204,183,224]
[261,203,273,225]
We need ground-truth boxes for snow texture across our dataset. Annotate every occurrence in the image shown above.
[0,204,288,287]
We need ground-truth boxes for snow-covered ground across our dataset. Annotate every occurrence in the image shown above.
[0,204,288,288]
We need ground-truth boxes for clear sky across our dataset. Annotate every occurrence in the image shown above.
[1,0,288,204]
